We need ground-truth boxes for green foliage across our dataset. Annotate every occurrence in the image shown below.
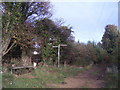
[95,47,108,63]
[41,44,56,65]
[101,24,120,65]
[1,2,52,57]
[102,25,119,54]
[35,18,73,45]
[2,3,22,30]
[65,41,108,66]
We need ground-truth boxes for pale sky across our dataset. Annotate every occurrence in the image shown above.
[50,1,118,43]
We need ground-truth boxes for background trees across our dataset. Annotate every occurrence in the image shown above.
[1,2,119,68]
[65,41,108,66]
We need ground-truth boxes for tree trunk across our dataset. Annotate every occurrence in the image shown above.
[21,50,31,66]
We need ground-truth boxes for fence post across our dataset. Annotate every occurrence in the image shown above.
[58,44,60,68]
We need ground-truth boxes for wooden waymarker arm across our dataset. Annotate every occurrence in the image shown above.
[52,46,58,48]
[52,44,67,48]
[60,44,67,46]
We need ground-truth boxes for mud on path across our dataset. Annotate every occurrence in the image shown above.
[48,64,107,88]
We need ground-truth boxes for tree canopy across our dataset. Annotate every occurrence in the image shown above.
[1,2,52,56]
[102,25,119,54]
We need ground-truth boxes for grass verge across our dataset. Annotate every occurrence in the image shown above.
[104,72,118,88]
[2,65,85,88]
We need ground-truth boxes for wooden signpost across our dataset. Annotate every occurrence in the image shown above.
[52,44,67,68]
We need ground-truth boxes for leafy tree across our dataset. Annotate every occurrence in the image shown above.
[1,2,53,66]
[101,24,120,65]
[35,18,59,45]
[1,1,52,57]
[2,2,52,23]
[1,2,22,56]
[58,26,74,43]
[102,25,119,54]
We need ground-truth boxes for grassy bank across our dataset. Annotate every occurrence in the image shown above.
[2,65,85,88]
[104,72,118,88]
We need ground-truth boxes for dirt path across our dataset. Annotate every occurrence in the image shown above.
[48,64,107,88]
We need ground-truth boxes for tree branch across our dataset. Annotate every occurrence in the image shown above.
[2,42,16,56]
[2,37,11,53]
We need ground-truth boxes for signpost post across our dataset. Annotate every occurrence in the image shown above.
[52,44,67,67]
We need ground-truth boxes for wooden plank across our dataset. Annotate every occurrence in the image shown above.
[12,66,34,70]
[12,66,34,69]
[11,66,34,74]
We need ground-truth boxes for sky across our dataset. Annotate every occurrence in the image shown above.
[50,0,118,43]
